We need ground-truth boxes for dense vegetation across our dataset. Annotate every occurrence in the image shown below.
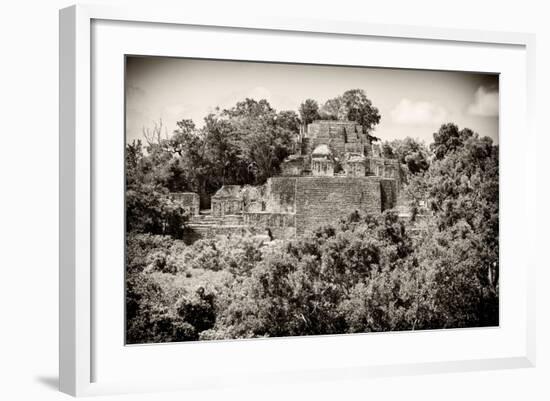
[125,90,499,344]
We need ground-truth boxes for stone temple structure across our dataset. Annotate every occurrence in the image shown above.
[175,120,401,241]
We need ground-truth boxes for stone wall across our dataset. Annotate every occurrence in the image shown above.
[306,121,367,158]
[294,177,383,234]
[169,192,200,216]
[184,225,251,243]
[262,176,398,235]
[379,178,398,211]
[178,171,399,242]
[344,161,366,177]
[211,198,242,217]
[344,142,364,154]
[244,212,296,239]
[241,185,265,212]
[311,159,334,176]
[280,156,304,176]
[310,125,345,156]
[265,177,297,213]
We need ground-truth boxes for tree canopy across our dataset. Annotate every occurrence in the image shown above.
[319,89,381,140]
[430,123,475,160]
[298,99,321,126]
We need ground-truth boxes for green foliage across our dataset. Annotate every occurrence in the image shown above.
[276,110,301,134]
[126,233,189,277]
[430,123,475,160]
[320,96,346,120]
[221,99,295,183]
[126,184,188,238]
[128,98,298,206]
[412,128,498,236]
[385,137,431,176]
[127,197,498,342]
[126,271,217,343]
[298,99,321,125]
[407,125,499,326]
[181,235,264,275]
[126,234,218,344]
[341,89,381,137]
[414,224,499,328]
[203,211,416,338]
[320,89,381,140]
[380,137,431,188]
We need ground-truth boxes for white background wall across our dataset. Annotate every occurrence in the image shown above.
[0,0,547,399]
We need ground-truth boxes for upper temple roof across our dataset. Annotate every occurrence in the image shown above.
[311,144,332,157]
[345,153,366,162]
[212,185,243,199]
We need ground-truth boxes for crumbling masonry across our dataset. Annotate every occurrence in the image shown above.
[172,120,401,241]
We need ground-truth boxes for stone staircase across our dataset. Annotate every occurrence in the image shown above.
[219,214,244,226]
[189,213,244,226]
[186,210,249,240]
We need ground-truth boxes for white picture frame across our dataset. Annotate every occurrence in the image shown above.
[59,4,536,397]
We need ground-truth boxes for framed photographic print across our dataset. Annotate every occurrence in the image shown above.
[59,4,536,397]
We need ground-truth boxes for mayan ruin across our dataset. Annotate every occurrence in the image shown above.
[171,120,402,242]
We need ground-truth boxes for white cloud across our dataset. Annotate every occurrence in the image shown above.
[467,86,499,117]
[390,98,448,125]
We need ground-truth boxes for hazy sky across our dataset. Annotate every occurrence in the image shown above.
[125,56,499,145]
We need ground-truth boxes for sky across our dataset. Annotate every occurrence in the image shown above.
[125,56,499,145]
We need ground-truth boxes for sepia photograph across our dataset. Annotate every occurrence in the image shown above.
[125,56,499,344]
